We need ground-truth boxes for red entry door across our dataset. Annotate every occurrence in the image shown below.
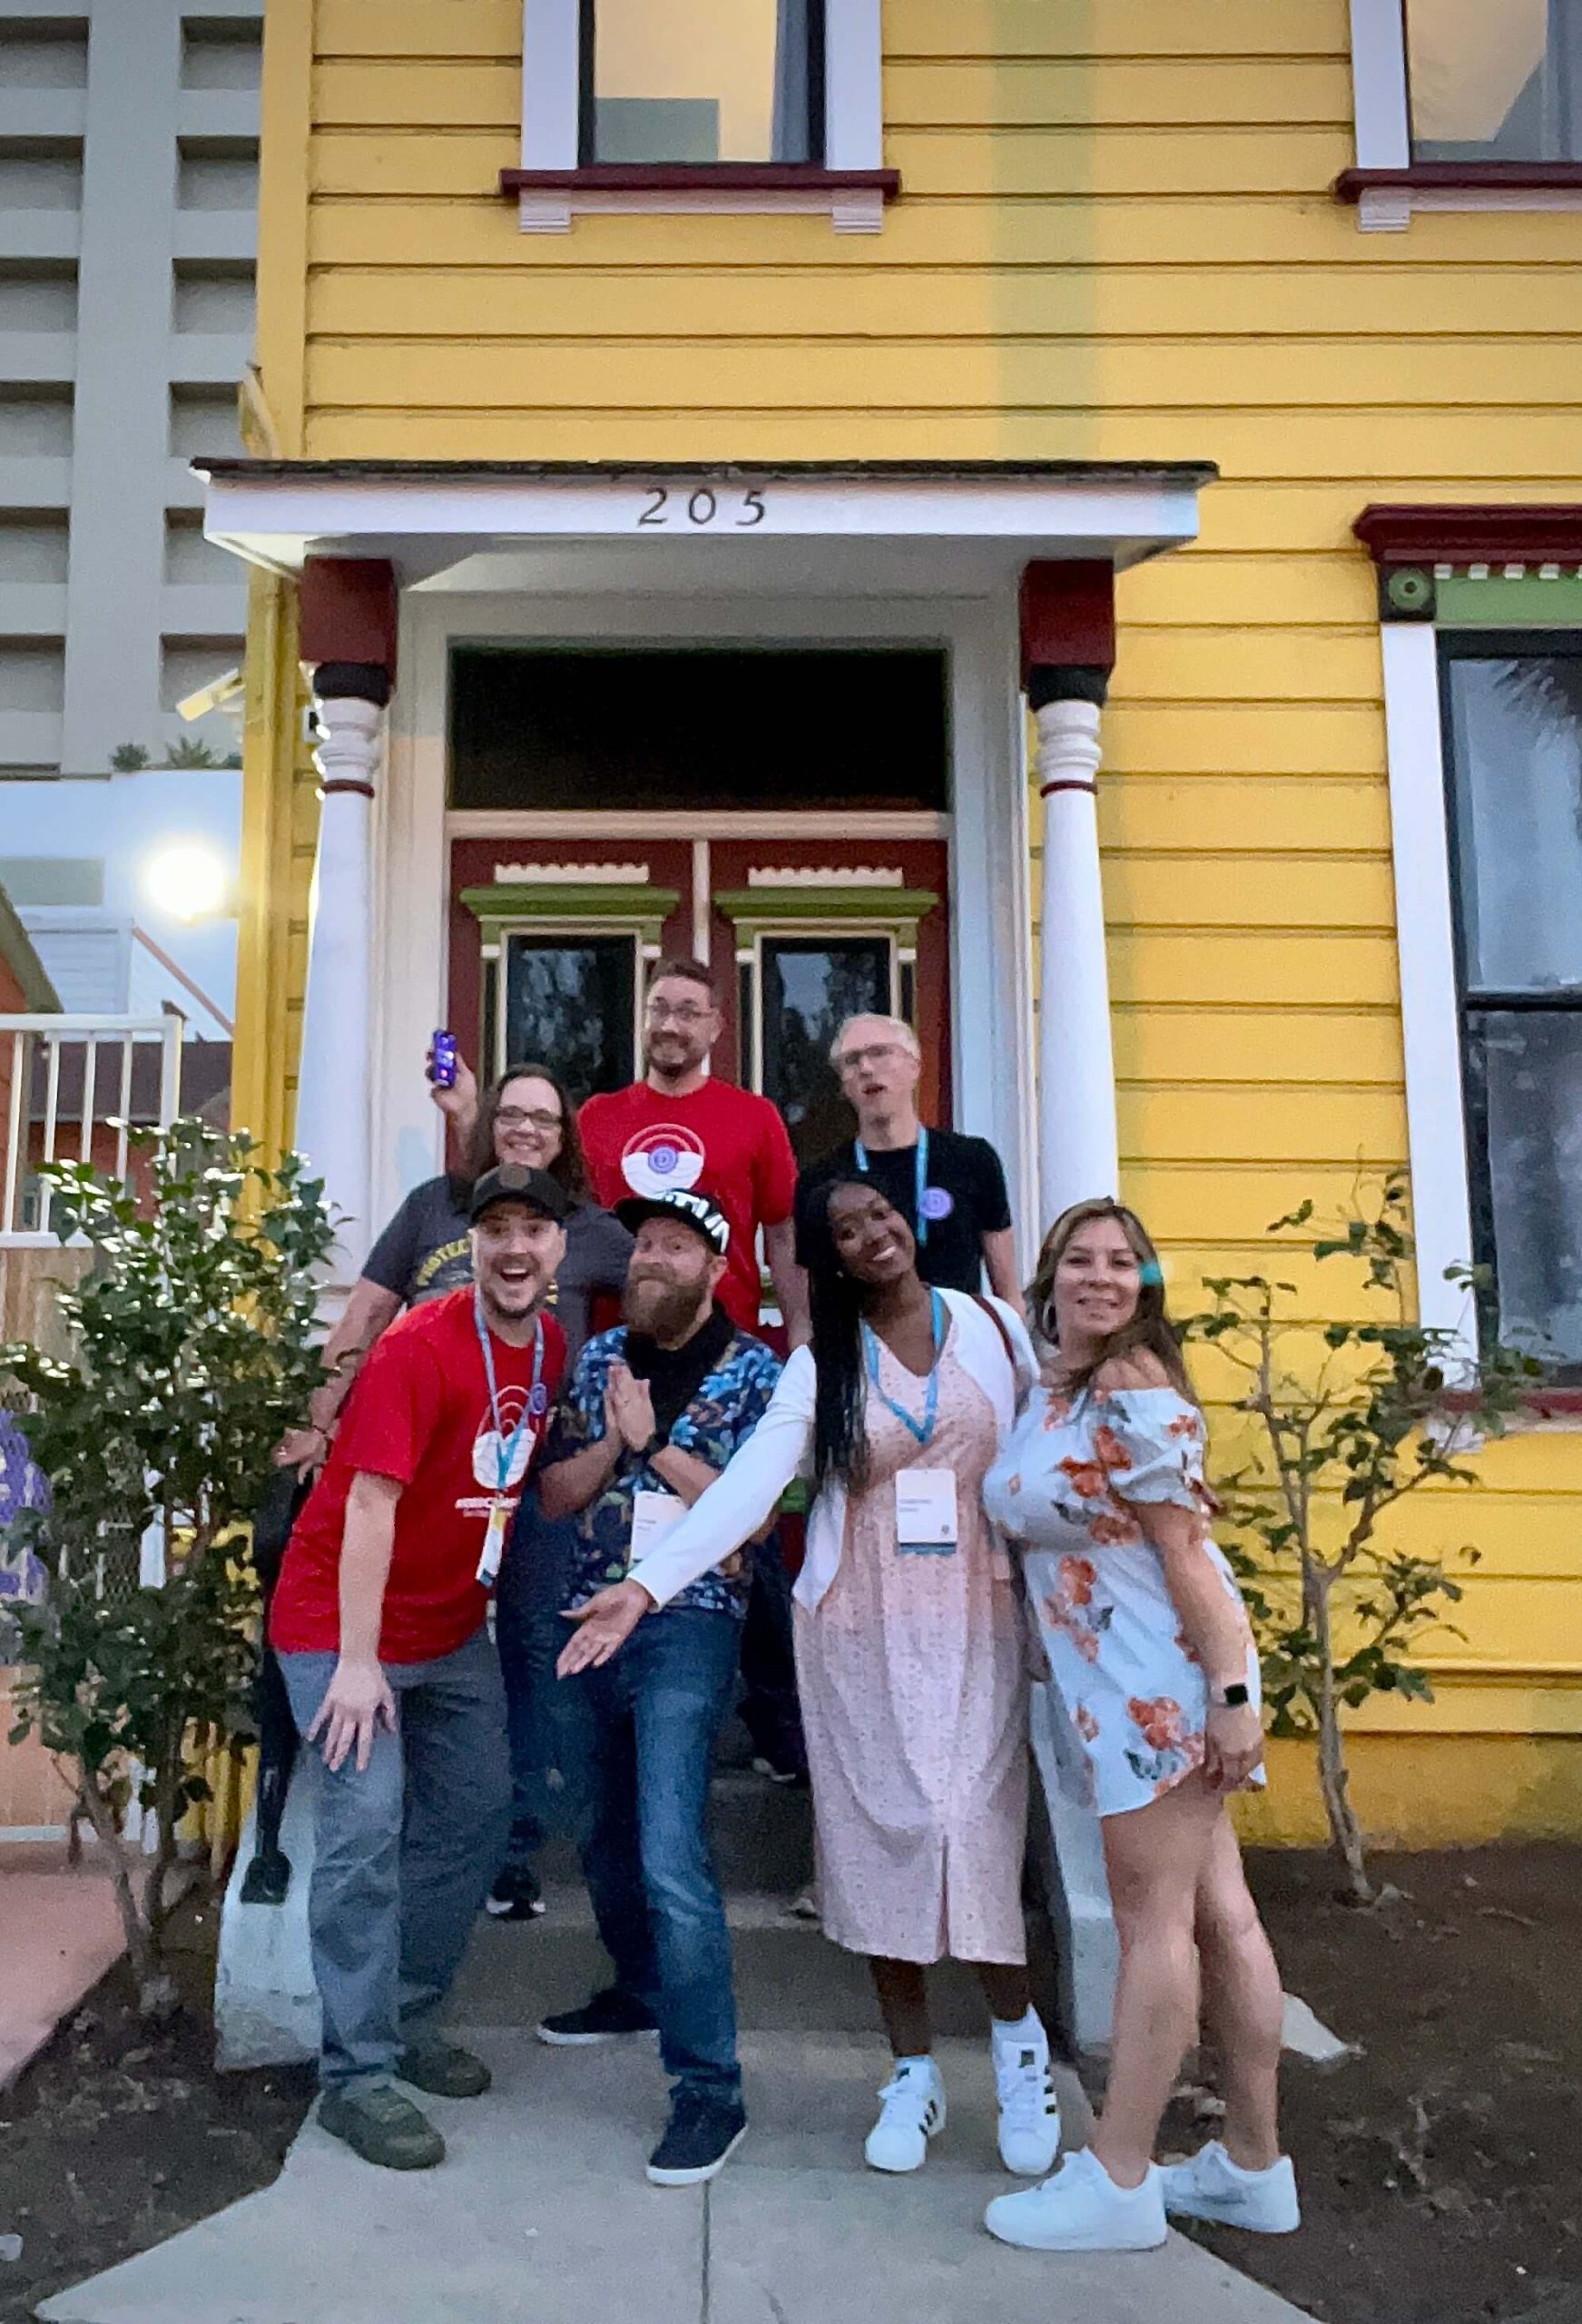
[447,829,950,1166]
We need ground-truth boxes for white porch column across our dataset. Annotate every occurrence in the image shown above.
[1019,563,1122,2054]
[1034,684,1120,1220]
[295,676,387,1285]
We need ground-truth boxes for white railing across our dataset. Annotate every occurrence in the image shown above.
[0,1012,185,1245]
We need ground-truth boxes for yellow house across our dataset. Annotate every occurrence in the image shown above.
[211,0,1582,1854]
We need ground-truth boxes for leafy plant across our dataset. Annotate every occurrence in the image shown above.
[109,743,152,772]
[1,1121,333,2014]
[163,736,226,771]
[1188,1178,1539,1901]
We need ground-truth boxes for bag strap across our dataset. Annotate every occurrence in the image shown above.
[971,1292,1018,1376]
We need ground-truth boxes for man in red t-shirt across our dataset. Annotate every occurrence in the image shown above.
[269,1164,568,2172]
[579,957,811,1783]
[578,956,808,1344]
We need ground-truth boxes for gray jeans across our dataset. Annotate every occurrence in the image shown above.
[279,1629,511,2092]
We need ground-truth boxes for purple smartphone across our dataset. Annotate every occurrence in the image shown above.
[428,1029,458,1089]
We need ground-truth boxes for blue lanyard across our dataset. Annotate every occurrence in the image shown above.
[854,1126,930,1248]
[863,1289,947,1449]
[473,1289,545,1491]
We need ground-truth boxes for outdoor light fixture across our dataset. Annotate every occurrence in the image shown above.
[141,839,231,923]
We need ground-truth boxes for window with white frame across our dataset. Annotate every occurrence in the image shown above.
[1344,0,1582,224]
[510,0,889,230]
[1440,635,1582,1376]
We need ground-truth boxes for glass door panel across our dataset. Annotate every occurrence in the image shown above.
[502,933,636,1101]
[758,936,892,1167]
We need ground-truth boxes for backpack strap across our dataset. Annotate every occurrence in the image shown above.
[971,1292,1018,1376]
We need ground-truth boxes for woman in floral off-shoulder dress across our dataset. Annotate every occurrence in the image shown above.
[980,1198,1301,2257]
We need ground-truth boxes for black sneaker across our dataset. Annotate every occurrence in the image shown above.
[646,2090,747,2187]
[537,1988,658,2046]
[486,1863,545,1921]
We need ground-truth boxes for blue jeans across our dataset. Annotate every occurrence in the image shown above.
[279,1630,511,2091]
[495,1492,581,1865]
[556,1605,743,2104]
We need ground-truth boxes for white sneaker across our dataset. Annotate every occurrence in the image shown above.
[993,2033,1061,2176]
[985,2147,1167,2251]
[864,2057,946,2173]
[1160,2140,1301,2234]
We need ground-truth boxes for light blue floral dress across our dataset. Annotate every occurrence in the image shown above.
[983,1384,1263,1818]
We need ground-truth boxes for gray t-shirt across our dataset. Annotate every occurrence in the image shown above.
[362,1177,633,1360]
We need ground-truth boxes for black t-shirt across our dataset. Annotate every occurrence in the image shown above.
[794,1128,1013,1295]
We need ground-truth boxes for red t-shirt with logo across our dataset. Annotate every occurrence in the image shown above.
[269,1289,567,1665]
[578,1078,799,1332]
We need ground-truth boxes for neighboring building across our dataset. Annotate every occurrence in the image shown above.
[0,0,260,777]
[206,1,1581,1849]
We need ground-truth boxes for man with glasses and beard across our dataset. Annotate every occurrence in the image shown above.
[580,954,811,1787]
[536,1187,781,2189]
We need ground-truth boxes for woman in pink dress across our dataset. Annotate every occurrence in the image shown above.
[560,1177,1061,2183]
[981,1198,1298,2255]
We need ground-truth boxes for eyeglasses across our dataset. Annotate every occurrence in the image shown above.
[496,1107,564,1132]
[645,1001,712,1027]
[836,1041,908,1073]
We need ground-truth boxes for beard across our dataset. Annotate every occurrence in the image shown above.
[624,1272,703,1342]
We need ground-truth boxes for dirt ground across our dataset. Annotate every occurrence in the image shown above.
[1170,1843,1582,2324]
[0,1897,312,2324]
[1,1846,1577,2324]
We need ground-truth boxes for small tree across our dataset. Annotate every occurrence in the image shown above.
[1189,1178,1538,1903]
[2,1120,333,2015]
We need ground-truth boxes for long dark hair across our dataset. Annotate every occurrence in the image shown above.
[1026,1197,1195,1403]
[801,1175,891,1493]
[461,1061,589,1201]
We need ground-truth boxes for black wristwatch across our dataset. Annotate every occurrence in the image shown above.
[1211,1681,1251,1709]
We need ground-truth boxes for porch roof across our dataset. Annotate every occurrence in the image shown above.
[192,457,1218,593]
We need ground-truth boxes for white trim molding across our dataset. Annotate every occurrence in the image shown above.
[1379,623,1478,1353]
[515,0,889,232]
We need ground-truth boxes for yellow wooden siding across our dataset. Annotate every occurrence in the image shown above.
[238,0,1581,1817]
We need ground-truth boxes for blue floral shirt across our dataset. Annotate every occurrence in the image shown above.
[546,1325,782,1619]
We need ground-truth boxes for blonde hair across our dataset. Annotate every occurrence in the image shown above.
[830,1012,922,1069]
[1027,1197,1196,1403]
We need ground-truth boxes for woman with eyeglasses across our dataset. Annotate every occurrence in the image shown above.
[558,1177,1066,2189]
[978,1198,1294,2256]
[276,1059,633,1918]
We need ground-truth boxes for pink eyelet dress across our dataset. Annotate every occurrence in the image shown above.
[983,1383,1264,1819]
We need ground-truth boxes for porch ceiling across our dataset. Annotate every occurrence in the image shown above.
[192,458,1217,593]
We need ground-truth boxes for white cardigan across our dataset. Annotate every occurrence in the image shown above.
[629,1288,1038,1613]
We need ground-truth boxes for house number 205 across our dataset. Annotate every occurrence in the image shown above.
[636,487,767,528]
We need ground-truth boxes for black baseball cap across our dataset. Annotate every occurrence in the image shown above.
[616,1186,730,1256]
[468,1163,569,1226]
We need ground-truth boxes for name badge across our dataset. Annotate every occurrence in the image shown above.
[895,1468,958,1553]
[631,1488,686,1561]
[477,1497,510,1587]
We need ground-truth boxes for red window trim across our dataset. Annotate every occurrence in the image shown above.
[499,163,900,199]
[1354,503,1582,567]
[1443,1386,1582,1418]
[1337,162,1582,202]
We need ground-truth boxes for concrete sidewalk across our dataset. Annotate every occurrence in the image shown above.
[36,2025,1309,2324]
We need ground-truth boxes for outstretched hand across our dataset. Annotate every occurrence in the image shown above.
[558,1580,653,1676]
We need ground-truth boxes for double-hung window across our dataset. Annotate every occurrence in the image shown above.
[1341,0,1582,225]
[507,0,893,231]
[1442,636,1582,1377]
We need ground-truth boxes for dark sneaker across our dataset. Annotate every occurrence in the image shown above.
[397,2041,492,2099]
[319,2083,445,2171]
[646,2091,747,2187]
[537,1988,658,2046]
[486,1862,545,1920]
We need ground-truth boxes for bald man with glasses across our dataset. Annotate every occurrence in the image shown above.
[795,1014,1025,1318]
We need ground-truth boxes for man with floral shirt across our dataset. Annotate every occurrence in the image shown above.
[537,1186,781,2190]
